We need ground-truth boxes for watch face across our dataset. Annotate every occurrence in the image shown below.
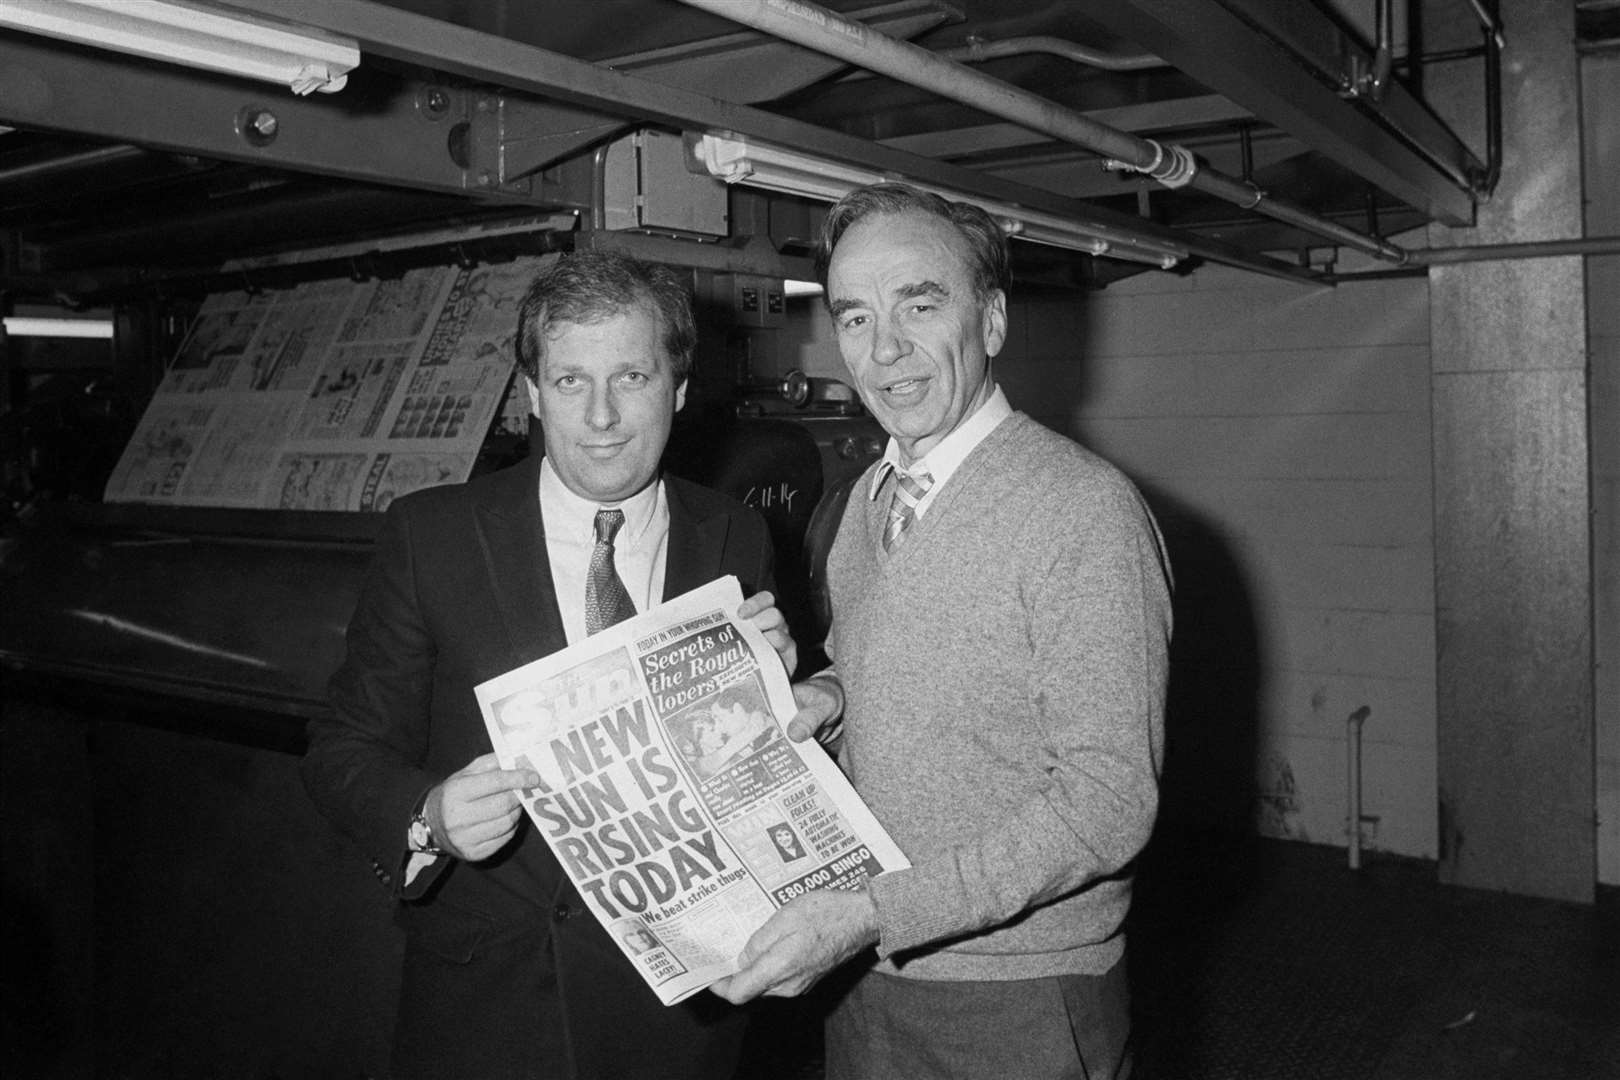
[410,817,433,850]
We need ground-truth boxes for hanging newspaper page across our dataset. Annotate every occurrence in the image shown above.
[474,575,907,1006]
[104,255,551,509]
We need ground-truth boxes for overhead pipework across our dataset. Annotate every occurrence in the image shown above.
[691,133,1188,270]
[670,0,1414,265]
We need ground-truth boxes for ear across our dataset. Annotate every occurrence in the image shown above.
[524,376,541,416]
[674,377,688,413]
[982,289,1008,359]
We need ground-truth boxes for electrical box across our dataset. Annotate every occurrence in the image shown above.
[602,129,729,237]
[727,272,786,328]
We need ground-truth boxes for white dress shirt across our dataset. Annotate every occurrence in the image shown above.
[539,456,671,644]
[868,384,1014,519]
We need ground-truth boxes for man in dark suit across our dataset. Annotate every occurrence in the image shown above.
[303,251,794,1080]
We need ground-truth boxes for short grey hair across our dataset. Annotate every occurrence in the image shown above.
[814,182,1011,302]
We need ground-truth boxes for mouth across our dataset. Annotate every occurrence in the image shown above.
[878,375,930,398]
[579,440,630,458]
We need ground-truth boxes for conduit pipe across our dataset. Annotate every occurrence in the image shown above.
[1414,235,1620,264]
[1329,234,1620,281]
[1346,706,1370,871]
[935,34,1163,73]
[671,0,1410,265]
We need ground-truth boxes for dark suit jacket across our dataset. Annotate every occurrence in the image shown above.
[303,454,775,1080]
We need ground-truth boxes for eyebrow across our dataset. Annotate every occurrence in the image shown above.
[828,279,951,317]
[898,280,951,301]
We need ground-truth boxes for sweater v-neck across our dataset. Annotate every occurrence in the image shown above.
[870,413,1029,569]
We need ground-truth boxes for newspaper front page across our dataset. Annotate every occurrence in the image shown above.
[474,576,907,1005]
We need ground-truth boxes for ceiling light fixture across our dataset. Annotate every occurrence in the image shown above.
[0,0,359,95]
[3,317,115,339]
[691,133,1186,270]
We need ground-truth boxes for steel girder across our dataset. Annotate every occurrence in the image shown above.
[1081,0,1481,225]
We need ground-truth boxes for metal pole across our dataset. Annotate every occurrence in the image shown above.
[1329,235,1620,283]
[671,0,1410,264]
[1416,235,1620,264]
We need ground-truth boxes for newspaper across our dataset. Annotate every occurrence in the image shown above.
[474,575,908,1005]
[104,257,550,510]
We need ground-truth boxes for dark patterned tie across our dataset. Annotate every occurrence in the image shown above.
[883,466,933,552]
[586,509,638,634]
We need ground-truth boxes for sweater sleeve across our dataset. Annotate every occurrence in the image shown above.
[869,477,1172,957]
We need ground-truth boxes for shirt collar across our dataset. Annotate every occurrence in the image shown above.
[868,384,1012,501]
[539,456,663,546]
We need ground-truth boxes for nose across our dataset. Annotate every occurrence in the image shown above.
[586,384,619,430]
[870,320,912,367]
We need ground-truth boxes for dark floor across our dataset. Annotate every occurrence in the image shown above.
[741,834,1620,1080]
[1126,834,1619,1080]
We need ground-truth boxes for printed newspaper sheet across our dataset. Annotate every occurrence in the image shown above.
[104,256,547,509]
[474,576,907,1005]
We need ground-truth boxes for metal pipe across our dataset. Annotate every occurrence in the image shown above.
[1347,706,1370,871]
[671,0,1410,264]
[1370,0,1395,102]
[1465,0,1507,49]
[1328,234,1620,282]
[1414,235,1620,264]
[936,35,1163,73]
[0,144,147,186]
[1474,10,1504,198]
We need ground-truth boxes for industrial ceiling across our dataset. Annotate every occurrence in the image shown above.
[0,0,1611,301]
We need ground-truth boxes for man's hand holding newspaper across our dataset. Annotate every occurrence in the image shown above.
[474,576,907,1005]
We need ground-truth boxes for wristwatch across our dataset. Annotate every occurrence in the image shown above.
[408,805,445,856]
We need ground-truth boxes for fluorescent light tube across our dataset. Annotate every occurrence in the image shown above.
[0,0,359,95]
[693,133,1185,269]
[3,317,115,338]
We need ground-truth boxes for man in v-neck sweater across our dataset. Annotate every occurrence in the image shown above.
[711,184,1173,1080]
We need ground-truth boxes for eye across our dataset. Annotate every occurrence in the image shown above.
[554,373,582,390]
[617,370,650,387]
[838,313,870,332]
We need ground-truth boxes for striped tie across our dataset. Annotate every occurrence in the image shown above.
[883,466,933,552]
[586,509,638,634]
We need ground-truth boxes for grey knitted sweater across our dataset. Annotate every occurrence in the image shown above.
[827,412,1172,981]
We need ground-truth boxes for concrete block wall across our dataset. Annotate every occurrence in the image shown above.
[996,265,1440,861]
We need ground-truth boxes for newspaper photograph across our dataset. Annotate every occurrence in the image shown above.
[474,576,908,1005]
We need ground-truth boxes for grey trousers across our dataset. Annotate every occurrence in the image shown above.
[825,958,1133,1080]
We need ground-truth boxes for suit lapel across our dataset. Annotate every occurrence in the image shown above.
[474,455,566,669]
[663,476,731,598]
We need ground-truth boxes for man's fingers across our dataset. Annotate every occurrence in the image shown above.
[449,805,524,845]
[449,766,541,800]
[785,710,822,742]
[784,681,840,742]
[736,591,777,620]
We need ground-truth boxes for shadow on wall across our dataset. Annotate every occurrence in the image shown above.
[1140,478,1265,841]
[1127,479,1267,1079]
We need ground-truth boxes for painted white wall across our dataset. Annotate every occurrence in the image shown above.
[998,261,1439,861]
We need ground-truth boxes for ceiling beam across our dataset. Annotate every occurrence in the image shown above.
[218,0,1321,281]
[1082,0,1479,225]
